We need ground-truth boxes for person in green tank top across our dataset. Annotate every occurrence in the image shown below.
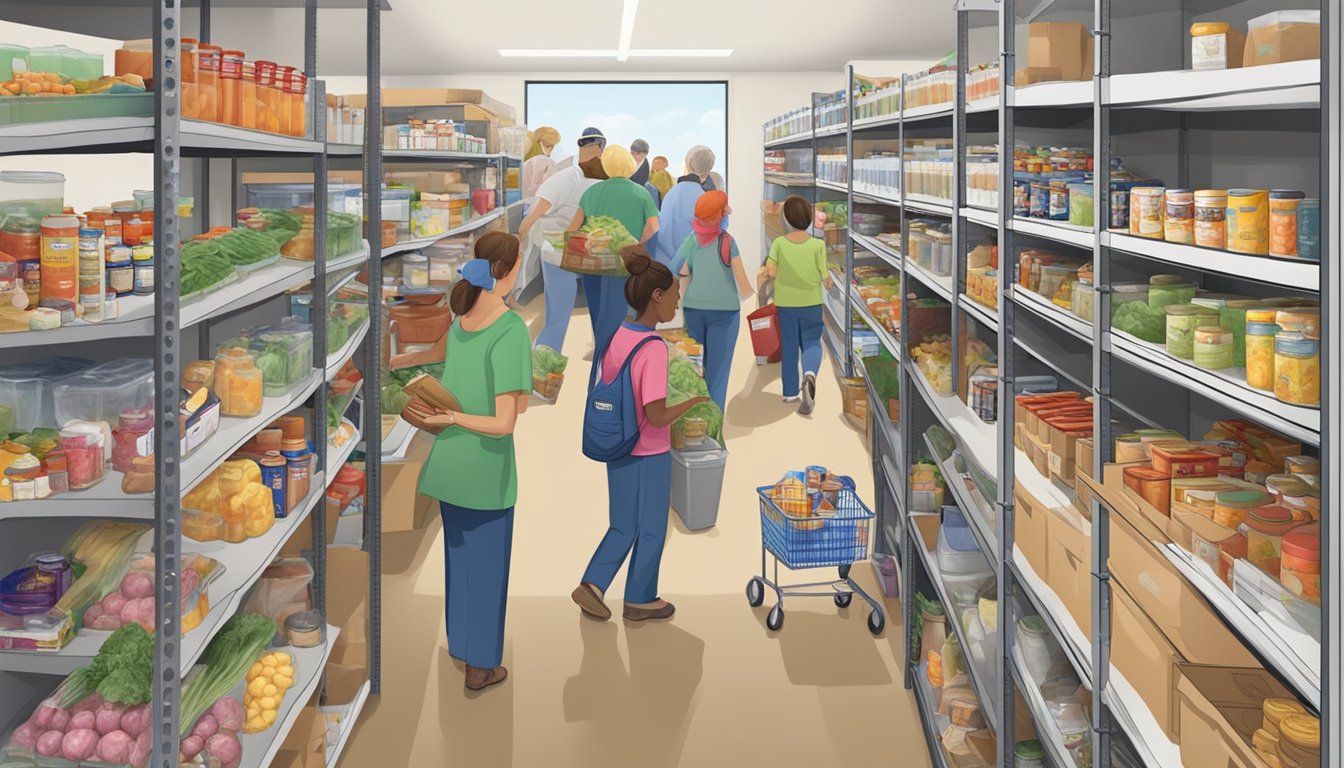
[767,196,828,414]
[401,231,532,693]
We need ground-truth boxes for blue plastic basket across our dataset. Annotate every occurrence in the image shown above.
[757,484,874,570]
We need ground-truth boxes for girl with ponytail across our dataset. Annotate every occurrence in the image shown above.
[401,230,532,693]
[571,244,709,624]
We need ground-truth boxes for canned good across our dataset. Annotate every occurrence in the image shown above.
[1297,198,1320,260]
[1164,189,1194,244]
[1274,333,1319,407]
[1268,190,1305,258]
[1029,181,1049,218]
[1226,188,1269,255]
[1193,325,1234,370]
[1130,187,1165,239]
[1193,189,1227,249]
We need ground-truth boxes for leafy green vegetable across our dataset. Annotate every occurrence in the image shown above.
[1111,300,1165,343]
[581,215,637,251]
[256,347,290,386]
[180,614,277,737]
[57,624,155,709]
[667,357,723,443]
[532,345,569,378]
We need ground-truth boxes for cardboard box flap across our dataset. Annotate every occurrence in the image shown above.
[1176,663,1294,768]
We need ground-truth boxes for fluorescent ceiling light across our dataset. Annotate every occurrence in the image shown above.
[498,48,733,58]
[618,0,639,62]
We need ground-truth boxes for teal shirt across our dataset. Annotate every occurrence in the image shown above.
[418,311,532,510]
[679,233,742,311]
[578,178,659,244]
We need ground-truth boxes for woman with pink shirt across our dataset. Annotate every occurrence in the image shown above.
[571,245,708,623]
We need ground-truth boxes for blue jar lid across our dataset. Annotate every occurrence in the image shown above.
[1247,321,1281,335]
[1275,333,1317,355]
[1270,189,1306,200]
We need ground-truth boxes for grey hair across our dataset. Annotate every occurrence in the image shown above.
[631,138,650,154]
[685,145,716,177]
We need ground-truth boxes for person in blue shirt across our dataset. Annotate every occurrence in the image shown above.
[652,145,723,274]
[677,190,753,410]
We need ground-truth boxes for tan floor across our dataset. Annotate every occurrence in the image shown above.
[341,299,933,768]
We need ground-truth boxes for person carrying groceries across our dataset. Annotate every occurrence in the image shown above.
[767,195,827,415]
[677,190,753,410]
[402,231,532,692]
[572,245,709,623]
[518,127,608,353]
[568,144,661,354]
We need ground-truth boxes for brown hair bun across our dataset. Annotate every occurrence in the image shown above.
[619,244,674,311]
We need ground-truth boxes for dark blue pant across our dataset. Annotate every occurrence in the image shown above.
[536,259,579,353]
[683,307,739,410]
[582,452,672,604]
[440,502,514,669]
[777,304,824,398]
[584,274,631,353]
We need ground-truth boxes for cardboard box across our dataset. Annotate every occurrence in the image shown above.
[331,638,367,668]
[323,662,368,707]
[1028,22,1092,81]
[1016,67,1065,87]
[1046,502,1092,636]
[283,489,343,556]
[1029,432,1052,478]
[1014,487,1050,577]
[841,377,869,426]
[1111,579,1184,742]
[278,706,326,768]
[1176,663,1296,768]
[385,171,465,194]
[327,547,369,643]
[1048,427,1083,484]
[1244,15,1321,68]
[341,88,516,120]
[1075,437,1094,481]
[381,431,433,533]
[1108,503,1258,669]
[1073,467,1096,517]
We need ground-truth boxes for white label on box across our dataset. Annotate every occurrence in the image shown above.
[750,318,773,332]
[1192,33,1229,70]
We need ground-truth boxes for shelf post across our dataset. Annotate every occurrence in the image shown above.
[1322,0,1339,763]
[897,73,917,692]
[306,0,330,641]
[364,0,385,696]
[151,0,183,765]
[1091,1,1115,765]
[988,1,1016,762]
[844,66,856,378]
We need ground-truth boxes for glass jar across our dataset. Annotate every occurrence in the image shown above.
[1246,320,1280,391]
[1245,505,1303,577]
[1165,304,1218,359]
[255,61,282,135]
[286,68,308,138]
[1268,189,1305,258]
[1212,489,1271,529]
[1017,615,1063,682]
[180,38,199,120]
[1193,325,1234,370]
[1014,740,1046,768]
[4,453,43,501]
[218,50,243,127]
[1284,455,1320,487]
[59,425,105,490]
[402,253,429,290]
[1130,186,1165,239]
[44,450,68,494]
[237,61,258,131]
[196,44,222,124]
[1279,522,1320,605]
[131,243,154,296]
[1265,474,1319,519]
[1049,699,1094,768]
[1274,333,1319,407]
[1164,189,1194,244]
[34,553,73,601]
[1297,198,1320,260]
[1275,308,1320,340]
[1194,189,1227,248]
[1147,275,1196,310]
[1218,300,1263,369]
[111,408,153,474]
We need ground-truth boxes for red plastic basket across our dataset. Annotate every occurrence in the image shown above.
[747,304,782,363]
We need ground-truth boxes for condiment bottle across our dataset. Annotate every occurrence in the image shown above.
[44,450,68,494]
[238,61,258,131]
[286,69,308,138]
[131,243,154,296]
[196,44,222,123]
[180,38,200,120]
[260,451,287,518]
[255,61,281,134]
[219,50,243,127]
[39,214,79,306]
[77,227,105,322]
[275,65,294,136]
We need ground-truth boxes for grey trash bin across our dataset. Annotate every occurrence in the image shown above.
[670,448,728,531]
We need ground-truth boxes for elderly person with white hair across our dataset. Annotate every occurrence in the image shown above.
[568,144,662,352]
[653,145,726,274]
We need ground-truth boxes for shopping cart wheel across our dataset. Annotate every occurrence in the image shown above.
[867,610,885,636]
[766,604,785,631]
[834,593,853,608]
[746,578,765,608]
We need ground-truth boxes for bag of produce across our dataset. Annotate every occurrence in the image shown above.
[667,356,723,449]
[81,551,222,636]
[531,345,568,403]
[0,522,148,653]
[559,216,637,276]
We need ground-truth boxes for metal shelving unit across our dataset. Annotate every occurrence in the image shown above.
[774,1,1337,766]
[0,1,385,763]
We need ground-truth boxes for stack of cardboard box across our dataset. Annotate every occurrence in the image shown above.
[1019,22,1093,86]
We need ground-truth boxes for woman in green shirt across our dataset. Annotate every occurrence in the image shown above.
[767,195,828,415]
[402,231,532,692]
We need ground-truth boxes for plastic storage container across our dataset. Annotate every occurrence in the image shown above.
[670,448,728,531]
[52,358,154,427]
[0,356,93,433]
[27,45,103,81]
[1244,11,1321,67]
[248,318,314,396]
[1165,304,1219,359]
[0,171,65,219]
[0,43,26,81]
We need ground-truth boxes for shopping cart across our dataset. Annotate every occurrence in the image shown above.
[746,481,885,635]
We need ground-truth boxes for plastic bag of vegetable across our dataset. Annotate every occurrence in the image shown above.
[531,345,568,402]
[667,357,723,447]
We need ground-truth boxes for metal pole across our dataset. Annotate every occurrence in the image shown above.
[306,0,330,637]
[951,10,969,409]
[1091,1,1115,765]
[152,0,182,765]
[1321,1,1338,765]
[989,2,1015,762]
[364,0,384,695]
[898,74,916,692]
[198,0,210,257]
[843,68,856,378]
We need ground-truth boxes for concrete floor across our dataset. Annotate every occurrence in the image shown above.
[340,298,933,768]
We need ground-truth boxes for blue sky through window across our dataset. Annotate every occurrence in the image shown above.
[526,82,728,182]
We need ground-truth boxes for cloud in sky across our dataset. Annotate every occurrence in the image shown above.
[698,108,725,128]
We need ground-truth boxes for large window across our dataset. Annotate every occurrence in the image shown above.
[525,81,728,186]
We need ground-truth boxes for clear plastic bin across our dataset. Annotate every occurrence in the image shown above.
[242,182,360,214]
[937,524,991,576]
[0,356,94,433]
[244,317,314,396]
[26,44,103,81]
[0,92,154,126]
[0,43,27,81]
[52,358,154,427]
[0,171,65,220]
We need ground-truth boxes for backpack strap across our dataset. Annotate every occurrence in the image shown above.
[717,232,734,268]
[589,334,664,391]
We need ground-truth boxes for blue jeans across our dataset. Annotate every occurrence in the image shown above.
[683,307,739,410]
[582,452,672,604]
[777,305,824,398]
[536,259,579,353]
[584,274,631,353]
[440,502,514,668]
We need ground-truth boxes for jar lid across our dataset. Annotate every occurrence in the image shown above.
[1017,615,1048,636]
[1300,198,1320,209]
[1166,188,1193,195]
[1282,523,1321,561]
[285,610,322,632]
[1132,186,1165,195]
[403,253,427,263]
[1165,304,1217,316]
[1246,321,1281,335]
[1014,740,1046,760]
[260,450,286,466]
[1149,274,1184,286]
[34,553,67,568]
[1275,333,1317,355]
[1194,189,1228,198]
[1227,188,1265,196]
[1248,505,1296,526]
[1195,325,1231,339]
[1270,189,1306,200]
[8,453,39,471]
[1286,455,1320,470]
[1215,489,1271,509]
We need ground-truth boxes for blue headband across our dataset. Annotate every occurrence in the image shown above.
[460,259,496,291]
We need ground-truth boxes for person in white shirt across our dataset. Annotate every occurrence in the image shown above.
[521,126,561,207]
[518,127,608,352]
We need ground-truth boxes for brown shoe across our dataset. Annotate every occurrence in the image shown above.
[465,665,508,691]
[623,599,676,622]
[572,583,612,621]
